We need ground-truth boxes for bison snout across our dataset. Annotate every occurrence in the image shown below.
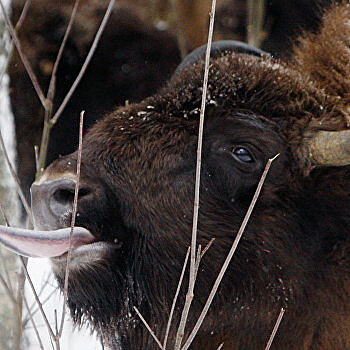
[31,178,92,231]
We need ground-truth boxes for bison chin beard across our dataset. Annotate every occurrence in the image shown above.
[53,253,131,347]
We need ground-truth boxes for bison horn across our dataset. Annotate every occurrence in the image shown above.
[172,40,269,77]
[0,225,94,258]
[307,129,350,166]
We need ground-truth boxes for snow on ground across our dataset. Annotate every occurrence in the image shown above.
[25,258,103,350]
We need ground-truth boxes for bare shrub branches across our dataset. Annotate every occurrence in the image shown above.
[247,0,266,47]
[174,1,217,348]
[163,247,190,349]
[182,154,279,350]
[264,308,285,350]
[58,111,84,337]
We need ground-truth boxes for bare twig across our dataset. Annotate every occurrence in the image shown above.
[193,244,201,282]
[0,128,33,223]
[217,343,224,350]
[168,0,188,59]
[174,1,217,348]
[264,308,285,350]
[0,203,25,350]
[27,285,58,317]
[0,247,13,292]
[181,154,279,350]
[23,285,58,327]
[34,145,40,173]
[20,286,45,350]
[193,238,215,286]
[15,0,32,31]
[19,255,55,341]
[54,309,59,336]
[201,238,215,258]
[247,0,266,48]
[0,203,14,294]
[47,0,80,102]
[163,246,190,349]
[58,111,84,336]
[0,202,9,226]
[51,0,115,124]
[0,0,46,107]
[133,306,164,350]
[37,0,81,173]
[0,271,16,305]
[0,0,33,96]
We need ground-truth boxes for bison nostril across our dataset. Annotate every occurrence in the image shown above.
[53,188,74,204]
[53,187,92,205]
[31,178,95,230]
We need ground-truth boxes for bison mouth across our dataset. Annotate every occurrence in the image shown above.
[0,175,124,262]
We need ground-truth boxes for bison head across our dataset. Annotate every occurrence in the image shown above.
[1,3,350,349]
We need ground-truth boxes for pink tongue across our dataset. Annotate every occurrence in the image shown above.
[0,225,95,258]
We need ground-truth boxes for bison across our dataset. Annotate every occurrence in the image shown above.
[1,2,350,349]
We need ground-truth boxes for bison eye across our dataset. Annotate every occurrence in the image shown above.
[232,146,254,163]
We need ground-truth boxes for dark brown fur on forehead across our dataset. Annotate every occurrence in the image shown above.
[86,47,345,175]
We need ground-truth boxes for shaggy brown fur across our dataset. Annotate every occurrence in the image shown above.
[10,0,181,197]
[33,2,349,349]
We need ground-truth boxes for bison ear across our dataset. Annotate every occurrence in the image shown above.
[172,40,269,78]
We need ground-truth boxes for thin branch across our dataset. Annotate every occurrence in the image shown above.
[23,284,58,328]
[58,111,84,336]
[194,238,215,285]
[194,244,202,283]
[34,145,40,173]
[37,0,81,173]
[217,343,224,350]
[54,309,59,336]
[15,0,32,31]
[0,0,33,100]
[247,0,266,48]
[29,284,58,315]
[0,270,16,305]
[264,308,285,350]
[133,306,164,350]
[51,0,115,124]
[163,246,190,349]
[181,154,279,350]
[0,203,26,350]
[168,0,188,59]
[20,286,45,350]
[0,0,47,108]
[0,128,33,223]
[19,255,55,340]
[201,238,215,258]
[47,0,80,102]
[0,203,14,293]
[0,202,9,226]
[0,246,14,293]
[174,1,217,348]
